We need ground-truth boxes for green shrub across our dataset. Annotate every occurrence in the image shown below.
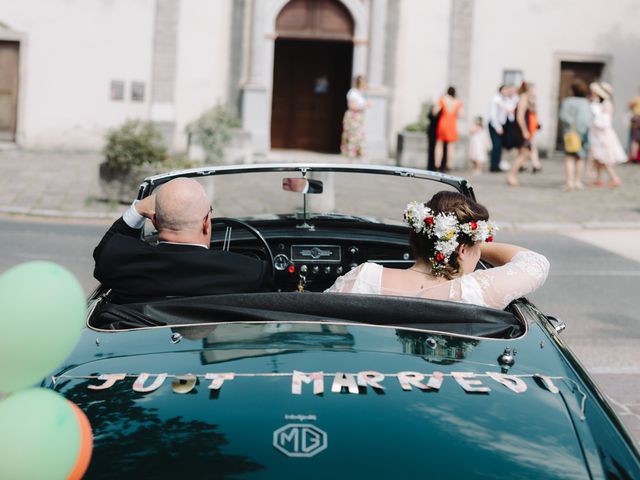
[402,101,434,132]
[103,120,167,169]
[187,105,242,162]
[163,153,196,170]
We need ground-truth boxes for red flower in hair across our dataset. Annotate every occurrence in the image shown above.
[435,252,445,262]
[424,217,434,226]
[470,221,478,230]
[487,236,494,243]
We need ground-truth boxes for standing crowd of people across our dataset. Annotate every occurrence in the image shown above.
[340,74,637,183]
[559,79,627,190]
[426,79,633,190]
[483,82,543,184]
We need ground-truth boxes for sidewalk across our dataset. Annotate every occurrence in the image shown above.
[1,148,639,229]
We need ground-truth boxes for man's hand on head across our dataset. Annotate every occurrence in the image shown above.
[135,194,156,220]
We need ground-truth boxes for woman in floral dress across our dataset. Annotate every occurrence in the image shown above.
[341,75,367,161]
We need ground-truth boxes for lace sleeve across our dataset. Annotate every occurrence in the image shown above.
[324,263,382,294]
[461,251,550,309]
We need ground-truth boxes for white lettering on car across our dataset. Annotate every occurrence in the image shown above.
[204,373,235,390]
[132,373,168,393]
[451,372,490,393]
[76,370,570,398]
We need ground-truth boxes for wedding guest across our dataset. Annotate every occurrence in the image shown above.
[506,82,538,186]
[523,84,542,173]
[589,82,625,187]
[427,106,447,171]
[628,88,640,162]
[468,116,488,175]
[488,85,516,172]
[559,79,593,191]
[433,86,463,171]
[341,75,368,162]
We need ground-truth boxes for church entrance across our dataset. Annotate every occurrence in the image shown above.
[270,0,354,153]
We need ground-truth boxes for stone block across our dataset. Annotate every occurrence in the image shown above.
[99,162,161,203]
[396,131,427,169]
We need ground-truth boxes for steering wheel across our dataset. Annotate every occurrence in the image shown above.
[210,217,275,283]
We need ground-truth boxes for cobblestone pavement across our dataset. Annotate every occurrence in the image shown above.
[1,148,639,229]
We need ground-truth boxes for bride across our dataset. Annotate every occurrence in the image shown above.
[325,191,549,310]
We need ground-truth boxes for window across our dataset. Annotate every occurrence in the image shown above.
[110,80,124,101]
[503,70,523,87]
[131,81,145,102]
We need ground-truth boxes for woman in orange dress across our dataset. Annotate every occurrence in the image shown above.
[433,86,463,171]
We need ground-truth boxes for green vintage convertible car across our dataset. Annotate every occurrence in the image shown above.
[46,164,640,479]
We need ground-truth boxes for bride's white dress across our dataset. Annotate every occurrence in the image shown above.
[325,251,549,310]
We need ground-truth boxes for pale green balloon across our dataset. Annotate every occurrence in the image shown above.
[0,388,80,480]
[0,261,85,393]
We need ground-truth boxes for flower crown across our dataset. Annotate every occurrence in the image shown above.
[403,201,496,276]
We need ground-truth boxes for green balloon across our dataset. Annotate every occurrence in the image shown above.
[0,261,85,393]
[0,388,80,479]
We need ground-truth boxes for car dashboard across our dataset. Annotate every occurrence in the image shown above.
[210,220,413,292]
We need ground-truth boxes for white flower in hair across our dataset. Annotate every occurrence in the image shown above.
[459,220,496,242]
[433,213,458,241]
[403,201,433,234]
[403,200,497,276]
[435,239,458,256]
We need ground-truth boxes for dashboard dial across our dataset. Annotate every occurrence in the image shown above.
[274,254,290,271]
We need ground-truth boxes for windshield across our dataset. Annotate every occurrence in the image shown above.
[154,169,462,223]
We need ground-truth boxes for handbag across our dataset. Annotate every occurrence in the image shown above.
[563,127,582,154]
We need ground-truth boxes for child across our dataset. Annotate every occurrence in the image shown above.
[468,116,488,174]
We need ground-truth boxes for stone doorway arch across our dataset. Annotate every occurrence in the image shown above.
[242,0,375,156]
[271,0,354,152]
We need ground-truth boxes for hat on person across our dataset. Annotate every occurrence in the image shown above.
[590,81,613,100]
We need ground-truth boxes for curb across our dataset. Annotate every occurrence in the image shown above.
[0,206,119,220]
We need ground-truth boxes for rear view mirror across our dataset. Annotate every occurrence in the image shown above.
[282,178,323,194]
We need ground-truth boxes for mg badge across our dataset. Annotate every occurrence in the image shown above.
[273,423,328,458]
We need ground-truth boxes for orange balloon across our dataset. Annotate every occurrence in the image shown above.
[67,402,93,480]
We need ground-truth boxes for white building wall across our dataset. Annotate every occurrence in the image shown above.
[173,0,232,151]
[0,0,155,150]
[391,0,451,150]
[469,0,640,152]
[2,0,639,154]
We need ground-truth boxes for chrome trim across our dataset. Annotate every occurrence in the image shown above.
[291,244,341,263]
[87,317,528,343]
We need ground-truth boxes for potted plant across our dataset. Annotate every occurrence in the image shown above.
[99,120,191,202]
[187,106,251,164]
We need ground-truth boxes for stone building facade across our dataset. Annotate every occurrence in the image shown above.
[1,0,639,161]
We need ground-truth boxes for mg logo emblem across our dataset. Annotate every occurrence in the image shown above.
[273,423,328,458]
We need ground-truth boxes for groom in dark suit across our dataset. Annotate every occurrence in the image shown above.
[93,178,269,303]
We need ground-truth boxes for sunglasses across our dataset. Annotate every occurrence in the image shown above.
[204,205,213,221]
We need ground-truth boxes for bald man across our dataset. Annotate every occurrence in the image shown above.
[93,178,269,303]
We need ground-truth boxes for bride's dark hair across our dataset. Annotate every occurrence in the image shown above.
[409,191,490,279]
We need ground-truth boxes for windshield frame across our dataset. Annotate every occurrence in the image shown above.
[137,163,476,200]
